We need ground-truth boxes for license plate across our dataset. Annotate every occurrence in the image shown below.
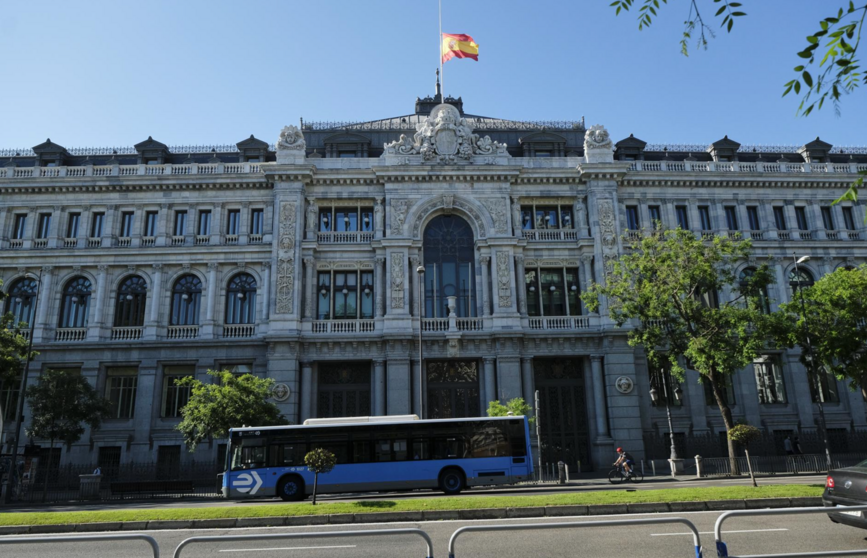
[840,510,863,518]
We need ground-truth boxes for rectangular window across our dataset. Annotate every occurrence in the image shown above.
[333,271,358,318]
[810,365,840,404]
[91,212,104,237]
[173,211,187,236]
[161,366,194,418]
[648,205,662,226]
[0,374,21,422]
[360,207,374,232]
[316,271,375,319]
[317,272,332,319]
[197,210,211,236]
[773,207,787,230]
[97,446,122,476]
[106,367,138,419]
[625,206,640,230]
[535,206,558,229]
[675,205,689,229]
[698,206,712,231]
[37,213,51,239]
[754,357,787,404]
[795,207,809,231]
[525,268,580,317]
[559,207,573,229]
[649,362,683,407]
[121,212,134,237]
[336,209,357,232]
[226,210,240,235]
[842,207,856,231]
[703,373,736,406]
[156,445,182,479]
[360,271,374,319]
[821,207,834,230]
[13,214,27,240]
[250,209,264,235]
[747,206,760,230]
[144,211,158,237]
[724,206,739,230]
[66,213,80,238]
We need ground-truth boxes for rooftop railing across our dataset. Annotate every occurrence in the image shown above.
[629,160,867,174]
[0,162,262,179]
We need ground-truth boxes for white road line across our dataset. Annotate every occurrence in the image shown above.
[219,545,357,552]
[651,528,789,537]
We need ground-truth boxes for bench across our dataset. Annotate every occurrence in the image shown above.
[110,480,195,496]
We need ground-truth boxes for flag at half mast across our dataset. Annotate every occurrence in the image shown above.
[441,33,478,63]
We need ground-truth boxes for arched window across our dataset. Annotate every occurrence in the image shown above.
[226,273,257,324]
[788,268,814,295]
[170,275,202,326]
[5,278,38,327]
[59,277,92,329]
[739,267,770,314]
[422,215,477,318]
[114,276,148,327]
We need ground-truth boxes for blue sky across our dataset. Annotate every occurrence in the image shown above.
[0,1,863,149]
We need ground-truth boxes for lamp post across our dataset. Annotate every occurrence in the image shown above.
[3,268,42,504]
[792,253,832,469]
[416,265,425,419]
[649,373,683,466]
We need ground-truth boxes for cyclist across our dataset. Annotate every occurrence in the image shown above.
[613,447,635,477]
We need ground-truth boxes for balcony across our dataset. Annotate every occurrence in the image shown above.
[142,236,156,247]
[528,316,590,330]
[170,236,186,246]
[317,231,375,244]
[87,237,101,248]
[222,324,255,338]
[9,239,23,249]
[249,234,264,244]
[62,237,77,248]
[167,325,199,340]
[0,162,263,179]
[55,328,87,342]
[225,235,238,245]
[311,320,375,333]
[117,237,131,247]
[421,317,484,332]
[111,327,142,341]
[195,235,210,246]
[521,229,579,241]
[33,238,47,249]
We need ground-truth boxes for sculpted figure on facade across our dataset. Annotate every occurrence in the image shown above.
[598,198,617,251]
[279,202,297,251]
[583,124,615,164]
[383,104,508,164]
[305,198,318,233]
[511,197,523,235]
[374,198,384,231]
[277,125,306,151]
[574,198,587,231]
[390,199,411,235]
[390,254,405,309]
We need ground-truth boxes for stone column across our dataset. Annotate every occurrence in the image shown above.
[260,261,271,321]
[210,203,223,245]
[410,256,420,316]
[762,203,778,240]
[0,208,7,245]
[33,266,54,342]
[148,264,162,323]
[580,256,595,313]
[373,359,386,416]
[480,255,491,317]
[204,262,218,335]
[483,357,496,405]
[102,204,117,247]
[785,203,800,239]
[156,203,169,247]
[300,361,313,422]
[131,205,143,248]
[239,202,250,244]
[90,264,108,335]
[590,355,609,438]
[515,255,527,316]
[47,206,61,248]
[76,206,89,246]
[771,258,789,309]
[303,257,315,319]
[386,359,411,415]
[521,357,534,410]
[374,256,385,318]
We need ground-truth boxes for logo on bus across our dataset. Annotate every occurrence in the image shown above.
[233,470,263,494]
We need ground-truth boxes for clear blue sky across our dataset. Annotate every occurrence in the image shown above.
[0,1,863,149]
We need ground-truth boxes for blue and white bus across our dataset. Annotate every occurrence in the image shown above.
[223,415,533,501]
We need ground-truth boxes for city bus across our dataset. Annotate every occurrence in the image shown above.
[222,415,533,501]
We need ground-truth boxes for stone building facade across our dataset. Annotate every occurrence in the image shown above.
[1,89,865,472]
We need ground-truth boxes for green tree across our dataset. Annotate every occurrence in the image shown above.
[771,265,867,465]
[581,228,776,473]
[486,397,534,424]
[610,0,867,204]
[25,368,111,501]
[0,277,34,433]
[728,424,762,486]
[175,370,287,452]
[304,448,336,505]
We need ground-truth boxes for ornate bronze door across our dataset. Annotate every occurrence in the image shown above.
[533,359,591,471]
[317,362,372,418]
[426,360,481,419]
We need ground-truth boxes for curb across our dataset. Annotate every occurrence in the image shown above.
[0,497,824,536]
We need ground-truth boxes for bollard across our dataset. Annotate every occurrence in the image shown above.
[557,461,566,484]
[641,460,645,477]
[651,460,656,476]
[565,464,570,482]
[695,455,703,479]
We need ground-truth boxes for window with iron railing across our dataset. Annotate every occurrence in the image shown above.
[317,270,374,320]
[520,203,573,230]
[525,267,580,317]
[317,206,374,233]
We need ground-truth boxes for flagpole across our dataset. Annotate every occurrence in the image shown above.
[438,0,444,100]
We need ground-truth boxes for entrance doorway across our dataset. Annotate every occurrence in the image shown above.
[426,360,481,419]
[317,362,371,418]
[533,358,592,471]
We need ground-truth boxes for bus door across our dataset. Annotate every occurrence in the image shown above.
[509,419,531,481]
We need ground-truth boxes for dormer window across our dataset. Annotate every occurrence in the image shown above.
[519,132,567,158]
[323,132,371,158]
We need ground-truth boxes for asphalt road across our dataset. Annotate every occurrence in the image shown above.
[3,474,828,513]
[2,509,866,557]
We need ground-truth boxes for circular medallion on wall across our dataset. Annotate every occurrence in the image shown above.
[272,383,291,402]
[614,376,634,394]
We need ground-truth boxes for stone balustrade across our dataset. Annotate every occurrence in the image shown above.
[317,231,375,244]
[111,326,142,341]
[0,162,262,179]
[222,324,255,338]
[55,328,87,342]
[528,316,590,330]
[311,319,375,334]
[167,325,200,340]
[629,160,867,174]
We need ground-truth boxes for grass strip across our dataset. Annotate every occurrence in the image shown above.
[0,484,823,526]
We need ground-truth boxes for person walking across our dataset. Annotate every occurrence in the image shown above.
[783,436,794,456]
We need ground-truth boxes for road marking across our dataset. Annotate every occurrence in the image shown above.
[651,528,788,537]
[220,545,357,552]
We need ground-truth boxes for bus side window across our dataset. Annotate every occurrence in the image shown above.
[374,439,392,462]
[412,439,429,460]
[351,440,371,463]
[393,439,408,461]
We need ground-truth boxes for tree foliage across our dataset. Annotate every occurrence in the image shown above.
[728,423,762,445]
[772,265,867,391]
[25,368,111,448]
[176,370,287,452]
[581,228,776,467]
[0,279,33,403]
[305,448,336,505]
[487,397,534,424]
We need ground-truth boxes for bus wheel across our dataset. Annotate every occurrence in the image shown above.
[439,468,465,495]
[277,476,305,502]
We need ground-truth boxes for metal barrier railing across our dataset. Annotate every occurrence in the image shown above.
[447,517,704,558]
[173,528,433,558]
[0,533,160,557]
[714,505,867,557]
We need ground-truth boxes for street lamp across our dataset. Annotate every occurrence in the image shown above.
[3,268,42,504]
[649,372,683,467]
[416,265,425,419]
[792,253,832,469]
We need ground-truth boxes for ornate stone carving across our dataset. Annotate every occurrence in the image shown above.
[584,124,615,163]
[276,256,294,314]
[390,254,405,309]
[442,194,454,214]
[383,103,508,164]
[496,251,512,308]
[374,198,384,230]
[481,198,508,234]
[410,195,487,239]
[390,199,411,235]
[207,262,218,271]
[279,201,297,251]
[447,338,460,358]
[598,199,617,250]
[182,263,191,271]
[277,125,306,151]
[305,198,318,233]
[152,263,162,271]
[97,264,108,273]
[511,196,522,234]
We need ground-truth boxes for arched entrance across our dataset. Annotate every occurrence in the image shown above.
[422,215,477,318]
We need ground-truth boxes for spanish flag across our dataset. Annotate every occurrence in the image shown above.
[441,33,479,63]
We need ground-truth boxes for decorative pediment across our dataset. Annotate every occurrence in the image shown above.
[798,136,834,163]
[236,134,269,150]
[134,136,169,152]
[32,139,69,155]
[707,135,741,161]
[615,134,647,161]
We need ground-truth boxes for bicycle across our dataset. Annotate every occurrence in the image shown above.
[608,463,643,483]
